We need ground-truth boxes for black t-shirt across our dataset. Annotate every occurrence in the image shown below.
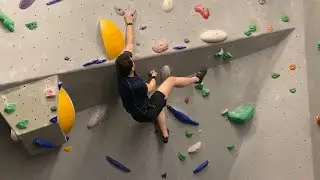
[116,51,149,116]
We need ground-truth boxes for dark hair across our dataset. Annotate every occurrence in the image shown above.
[116,53,133,77]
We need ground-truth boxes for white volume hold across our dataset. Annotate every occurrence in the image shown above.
[200,30,228,43]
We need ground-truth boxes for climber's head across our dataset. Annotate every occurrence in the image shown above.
[115,53,135,77]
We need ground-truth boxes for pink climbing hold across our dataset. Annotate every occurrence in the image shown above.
[45,88,56,98]
[194,4,210,19]
[152,41,169,53]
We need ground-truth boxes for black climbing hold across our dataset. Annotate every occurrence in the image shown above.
[66,136,70,141]
[139,26,147,30]
[161,173,167,178]
[184,38,190,43]
[50,106,57,112]
[64,56,70,61]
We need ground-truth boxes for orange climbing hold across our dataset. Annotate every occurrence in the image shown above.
[289,64,296,71]
[100,19,124,60]
[267,25,273,32]
[316,114,320,125]
[64,145,72,152]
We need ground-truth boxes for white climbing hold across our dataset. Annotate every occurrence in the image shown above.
[200,30,228,43]
[10,129,19,142]
[188,142,202,153]
[162,0,174,12]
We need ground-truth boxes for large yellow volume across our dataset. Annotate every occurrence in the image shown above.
[58,88,75,135]
[100,19,124,60]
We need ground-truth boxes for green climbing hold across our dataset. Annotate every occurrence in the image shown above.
[178,152,187,161]
[215,48,224,58]
[227,144,234,151]
[0,10,14,32]
[290,88,296,93]
[222,52,233,60]
[25,22,38,30]
[195,83,204,90]
[185,130,193,138]
[224,104,255,124]
[4,103,16,114]
[271,73,280,79]
[281,15,289,22]
[195,83,210,97]
[16,119,29,129]
[244,31,252,36]
[201,88,210,97]
[317,41,320,49]
[249,24,256,32]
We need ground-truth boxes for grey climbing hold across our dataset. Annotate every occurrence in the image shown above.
[4,103,16,114]
[50,106,57,112]
[64,56,70,61]
[139,26,147,30]
[184,38,190,43]
[114,6,125,16]
[136,42,140,46]
[259,0,265,5]
[161,173,167,178]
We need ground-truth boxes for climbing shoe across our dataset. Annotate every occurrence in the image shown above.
[195,67,208,84]
[161,65,171,82]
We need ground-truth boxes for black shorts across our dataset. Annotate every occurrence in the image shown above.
[132,91,166,123]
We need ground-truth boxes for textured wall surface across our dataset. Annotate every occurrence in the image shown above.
[0,0,314,180]
[305,1,320,180]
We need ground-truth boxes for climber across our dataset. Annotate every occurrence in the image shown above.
[116,11,208,143]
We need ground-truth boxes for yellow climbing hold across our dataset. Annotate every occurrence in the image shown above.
[58,88,75,135]
[64,145,72,152]
[100,19,124,60]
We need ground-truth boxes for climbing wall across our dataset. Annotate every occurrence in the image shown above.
[0,75,66,155]
[0,0,314,179]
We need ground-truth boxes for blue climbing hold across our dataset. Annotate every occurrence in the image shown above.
[46,0,62,5]
[193,160,209,174]
[50,116,58,123]
[33,138,56,148]
[167,105,199,126]
[173,46,187,50]
[83,59,107,67]
[106,156,131,172]
[58,81,62,90]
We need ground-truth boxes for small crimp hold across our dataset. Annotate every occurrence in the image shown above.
[281,15,289,22]
[178,152,187,161]
[249,24,256,32]
[244,31,252,36]
[25,22,38,30]
[185,130,193,138]
[271,73,280,79]
[45,88,56,98]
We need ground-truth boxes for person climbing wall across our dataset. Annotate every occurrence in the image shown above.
[115,10,208,144]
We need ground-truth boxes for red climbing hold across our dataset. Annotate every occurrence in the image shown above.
[194,4,210,19]
[184,97,189,104]
[45,88,56,98]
